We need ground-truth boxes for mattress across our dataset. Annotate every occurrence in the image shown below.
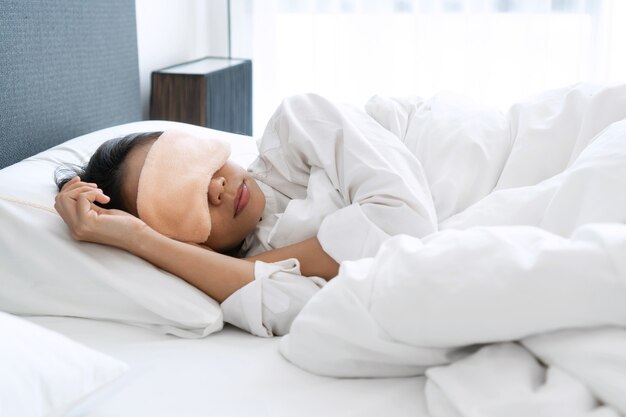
[25,316,429,417]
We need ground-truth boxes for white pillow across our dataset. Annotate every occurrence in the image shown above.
[0,311,128,417]
[0,121,259,337]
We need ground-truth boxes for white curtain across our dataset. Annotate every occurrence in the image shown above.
[230,0,626,135]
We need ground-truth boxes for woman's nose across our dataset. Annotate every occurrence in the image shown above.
[208,176,226,206]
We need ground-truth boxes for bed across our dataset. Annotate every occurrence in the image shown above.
[23,315,426,417]
[3,2,626,417]
[0,2,428,416]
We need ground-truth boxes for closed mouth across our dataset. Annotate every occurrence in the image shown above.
[234,180,250,217]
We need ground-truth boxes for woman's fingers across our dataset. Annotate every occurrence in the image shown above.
[76,192,96,219]
[55,177,117,243]
[62,185,94,197]
[56,187,110,224]
[71,190,110,238]
[61,177,97,193]
[75,189,110,216]
[61,176,82,191]
[66,183,98,194]
[61,176,80,190]
[64,185,105,200]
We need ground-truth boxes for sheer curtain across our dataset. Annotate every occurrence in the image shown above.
[230,0,626,135]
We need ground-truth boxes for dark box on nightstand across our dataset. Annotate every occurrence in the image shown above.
[150,57,252,136]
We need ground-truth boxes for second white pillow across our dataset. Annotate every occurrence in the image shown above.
[0,311,128,417]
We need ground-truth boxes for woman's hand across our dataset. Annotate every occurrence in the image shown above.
[54,176,148,250]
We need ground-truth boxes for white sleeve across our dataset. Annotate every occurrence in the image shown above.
[220,259,326,337]
[252,93,437,262]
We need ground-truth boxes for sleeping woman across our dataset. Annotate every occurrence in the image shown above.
[54,94,437,337]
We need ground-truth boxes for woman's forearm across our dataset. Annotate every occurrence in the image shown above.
[125,225,254,302]
[120,225,336,304]
[246,236,339,280]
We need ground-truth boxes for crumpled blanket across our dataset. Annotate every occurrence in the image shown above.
[279,83,626,416]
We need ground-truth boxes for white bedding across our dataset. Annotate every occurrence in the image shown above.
[25,317,428,417]
[5,83,626,417]
[280,83,626,416]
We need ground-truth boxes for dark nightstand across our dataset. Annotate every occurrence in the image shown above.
[150,57,252,135]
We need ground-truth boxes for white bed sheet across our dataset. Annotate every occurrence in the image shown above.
[25,316,429,417]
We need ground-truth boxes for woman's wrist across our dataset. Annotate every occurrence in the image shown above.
[119,221,255,302]
[120,221,156,254]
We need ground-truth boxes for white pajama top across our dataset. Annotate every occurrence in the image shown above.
[221,93,437,336]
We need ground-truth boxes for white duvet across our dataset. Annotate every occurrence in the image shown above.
[280,83,626,416]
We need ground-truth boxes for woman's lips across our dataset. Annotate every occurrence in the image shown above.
[234,181,250,217]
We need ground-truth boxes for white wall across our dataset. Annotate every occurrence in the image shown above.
[607,0,626,83]
[135,0,228,119]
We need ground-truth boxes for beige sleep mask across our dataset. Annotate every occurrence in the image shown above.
[136,130,231,243]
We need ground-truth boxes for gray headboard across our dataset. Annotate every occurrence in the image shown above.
[0,0,141,169]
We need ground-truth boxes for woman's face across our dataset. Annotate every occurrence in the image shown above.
[121,138,266,252]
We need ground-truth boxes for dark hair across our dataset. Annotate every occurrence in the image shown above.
[54,131,163,211]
